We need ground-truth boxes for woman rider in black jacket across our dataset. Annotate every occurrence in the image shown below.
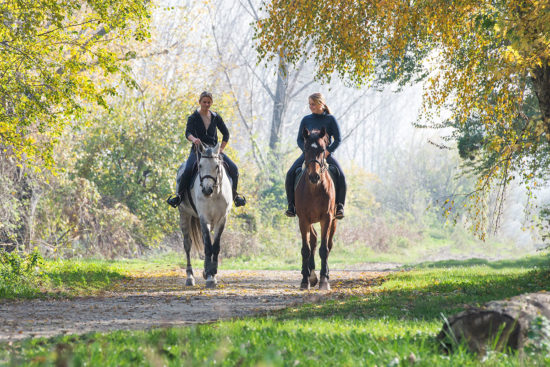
[167,91,246,208]
[285,92,346,219]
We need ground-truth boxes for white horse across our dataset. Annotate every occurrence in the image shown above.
[178,143,233,288]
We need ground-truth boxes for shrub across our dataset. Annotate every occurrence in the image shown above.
[0,249,43,298]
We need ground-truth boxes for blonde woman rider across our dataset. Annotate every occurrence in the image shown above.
[285,92,346,219]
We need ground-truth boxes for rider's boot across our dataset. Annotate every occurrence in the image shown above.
[233,191,246,207]
[167,193,182,208]
[335,203,344,219]
[285,202,296,217]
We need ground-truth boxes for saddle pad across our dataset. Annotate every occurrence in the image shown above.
[294,164,339,191]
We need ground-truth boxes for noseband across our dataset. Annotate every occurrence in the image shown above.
[307,150,328,174]
[307,158,328,173]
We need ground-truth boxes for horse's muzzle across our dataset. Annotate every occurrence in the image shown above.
[202,187,214,196]
[309,173,320,184]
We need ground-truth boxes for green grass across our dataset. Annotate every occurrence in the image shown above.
[0,258,127,299]
[2,255,550,366]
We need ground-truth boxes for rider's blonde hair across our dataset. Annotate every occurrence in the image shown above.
[309,92,331,114]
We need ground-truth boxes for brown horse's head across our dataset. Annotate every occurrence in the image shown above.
[302,127,329,185]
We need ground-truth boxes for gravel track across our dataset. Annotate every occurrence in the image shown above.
[0,267,396,341]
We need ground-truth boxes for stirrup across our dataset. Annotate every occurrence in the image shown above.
[167,194,182,208]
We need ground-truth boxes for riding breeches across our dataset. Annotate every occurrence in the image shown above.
[285,153,347,206]
[176,150,239,195]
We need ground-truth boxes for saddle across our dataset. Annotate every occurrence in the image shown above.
[293,164,339,191]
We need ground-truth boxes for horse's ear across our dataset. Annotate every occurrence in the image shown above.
[213,143,220,155]
[302,128,310,139]
[319,126,326,138]
[198,143,205,154]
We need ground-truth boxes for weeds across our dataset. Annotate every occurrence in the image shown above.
[0,249,43,298]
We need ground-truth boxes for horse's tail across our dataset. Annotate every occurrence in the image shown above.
[188,216,203,253]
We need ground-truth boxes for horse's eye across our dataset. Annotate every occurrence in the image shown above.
[199,164,202,169]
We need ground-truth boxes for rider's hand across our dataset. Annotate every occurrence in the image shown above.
[193,138,202,146]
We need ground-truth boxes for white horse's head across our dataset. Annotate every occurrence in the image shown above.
[198,143,222,197]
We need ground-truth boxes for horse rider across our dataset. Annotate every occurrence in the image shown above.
[167,91,246,208]
[285,92,347,219]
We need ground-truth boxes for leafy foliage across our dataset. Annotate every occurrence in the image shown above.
[0,0,150,169]
[0,249,42,298]
[74,93,195,243]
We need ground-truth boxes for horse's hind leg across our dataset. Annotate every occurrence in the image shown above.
[184,234,195,286]
[308,226,318,287]
[299,219,312,290]
[319,217,332,291]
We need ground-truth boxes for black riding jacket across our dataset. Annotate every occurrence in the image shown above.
[185,110,229,148]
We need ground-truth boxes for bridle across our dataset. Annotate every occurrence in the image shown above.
[306,148,328,174]
[307,154,328,173]
[195,144,222,190]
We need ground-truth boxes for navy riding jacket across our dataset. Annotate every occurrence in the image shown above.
[296,112,341,153]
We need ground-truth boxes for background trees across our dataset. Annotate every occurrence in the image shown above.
[255,0,550,237]
[0,0,542,257]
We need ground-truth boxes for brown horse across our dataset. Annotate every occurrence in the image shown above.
[295,127,337,290]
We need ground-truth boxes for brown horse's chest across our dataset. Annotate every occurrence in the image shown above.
[295,175,335,222]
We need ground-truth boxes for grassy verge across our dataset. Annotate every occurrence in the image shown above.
[0,254,127,299]
[2,255,549,366]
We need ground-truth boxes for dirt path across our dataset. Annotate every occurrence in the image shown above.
[0,268,395,341]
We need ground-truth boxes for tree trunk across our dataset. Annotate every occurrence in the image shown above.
[269,55,288,154]
[438,292,550,354]
[532,63,550,133]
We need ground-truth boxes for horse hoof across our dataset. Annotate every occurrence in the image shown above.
[186,276,195,286]
[319,277,330,291]
[206,275,217,289]
[309,272,318,288]
[300,282,310,290]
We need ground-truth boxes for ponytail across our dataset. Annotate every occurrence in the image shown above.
[309,92,331,114]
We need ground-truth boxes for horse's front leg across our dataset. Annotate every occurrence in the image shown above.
[199,217,215,287]
[210,218,226,277]
[319,217,332,291]
[308,227,318,287]
[298,219,312,290]
[184,234,195,286]
[180,212,195,286]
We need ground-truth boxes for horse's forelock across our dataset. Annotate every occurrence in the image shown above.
[307,133,328,150]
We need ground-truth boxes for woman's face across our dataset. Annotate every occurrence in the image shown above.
[199,97,213,111]
[308,98,324,114]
